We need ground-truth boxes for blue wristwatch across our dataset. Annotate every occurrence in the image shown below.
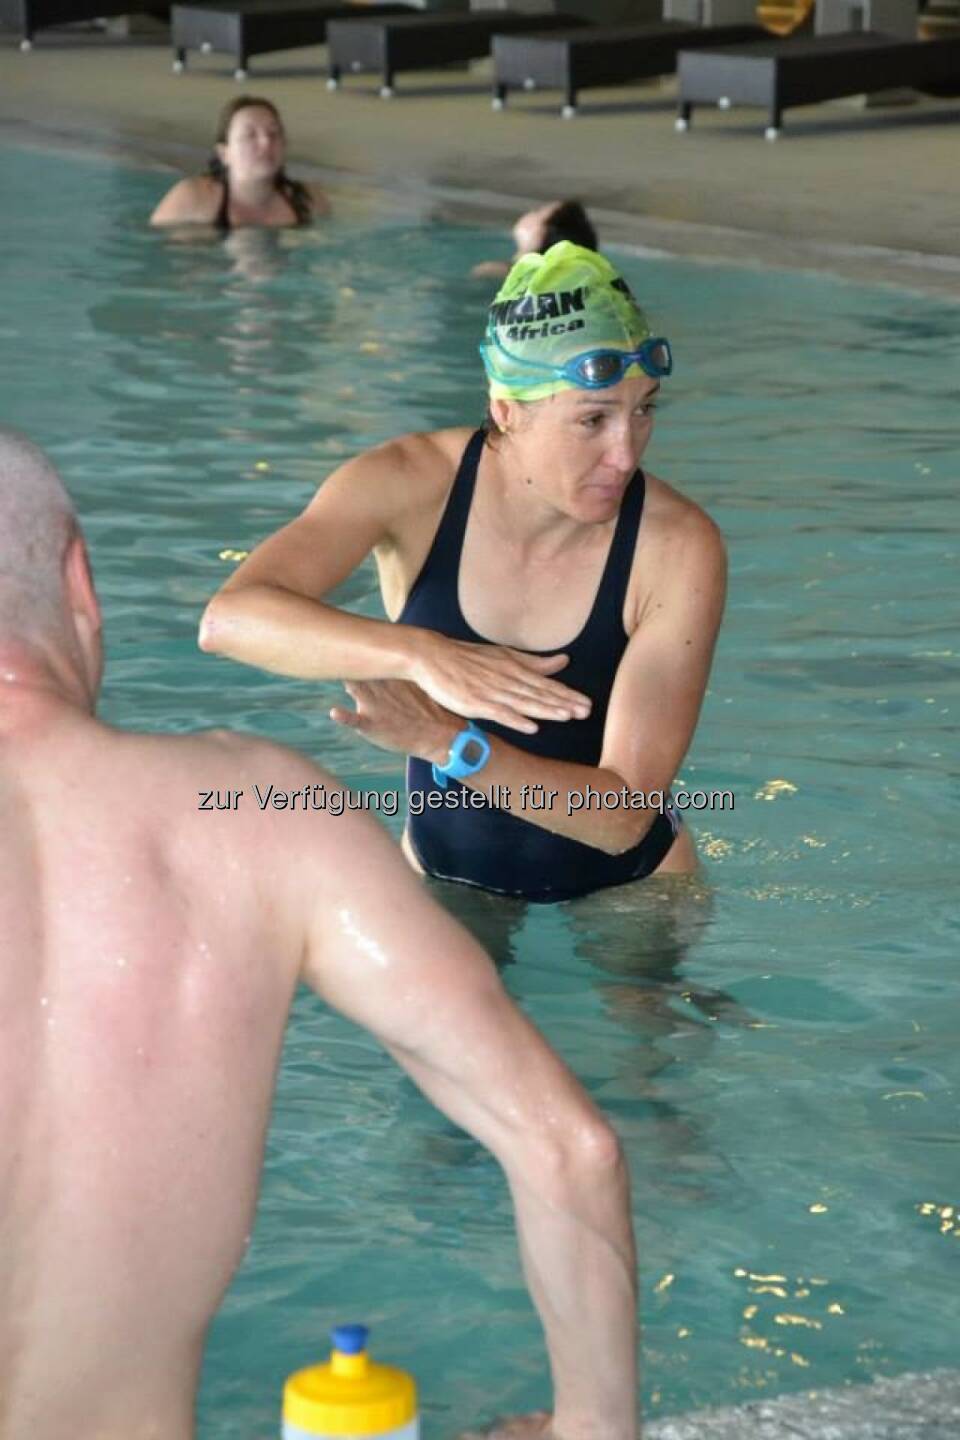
[432,722,491,789]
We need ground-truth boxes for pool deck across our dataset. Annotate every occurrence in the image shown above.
[1,25,959,298]
[647,1368,960,1439]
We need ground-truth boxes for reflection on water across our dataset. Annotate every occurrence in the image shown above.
[2,141,959,1435]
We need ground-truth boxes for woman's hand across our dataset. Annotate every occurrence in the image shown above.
[329,679,458,763]
[408,634,592,735]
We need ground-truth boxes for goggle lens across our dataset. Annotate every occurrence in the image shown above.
[644,339,672,375]
[575,353,623,386]
[570,340,672,387]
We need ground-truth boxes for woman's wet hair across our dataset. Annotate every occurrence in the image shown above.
[540,200,597,254]
[207,95,312,226]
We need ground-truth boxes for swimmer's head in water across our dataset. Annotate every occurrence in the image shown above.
[211,96,287,182]
[512,200,597,257]
[208,96,312,225]
[480,243,670,403]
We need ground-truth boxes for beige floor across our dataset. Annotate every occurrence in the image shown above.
[1,26,959,297]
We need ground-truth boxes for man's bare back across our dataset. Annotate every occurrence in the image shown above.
[2,714,323,1437]
[0,430,640,1440]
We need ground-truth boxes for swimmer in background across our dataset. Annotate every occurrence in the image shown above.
[470,198,597,280]
[0,428,638,1440]
[150,95,330,231]
[200,243,726,904]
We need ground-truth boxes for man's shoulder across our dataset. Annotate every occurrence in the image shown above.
[105,726,332,816]
[123,726,374,878]
[153,727,331,791]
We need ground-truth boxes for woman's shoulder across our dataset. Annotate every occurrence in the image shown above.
[150,175,222,227]
[639,472,726,574]
[326,429,473,524]
[346,427,474,492]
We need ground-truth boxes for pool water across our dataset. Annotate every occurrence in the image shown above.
[2,140,958,1437]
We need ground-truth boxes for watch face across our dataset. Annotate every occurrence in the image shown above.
[461,738,485,765]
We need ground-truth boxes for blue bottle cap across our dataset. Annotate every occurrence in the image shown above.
[331,1323,369,1355]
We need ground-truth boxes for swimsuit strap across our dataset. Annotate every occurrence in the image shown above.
[215,173,231,233]
[402,428,485,617]
[574,467,646,650]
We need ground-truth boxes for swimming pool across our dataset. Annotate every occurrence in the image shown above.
[3,138,958,1437]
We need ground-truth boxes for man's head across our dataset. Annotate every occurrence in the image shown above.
[0,429,101,702]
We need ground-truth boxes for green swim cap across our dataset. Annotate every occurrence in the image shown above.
[481,242,654,402]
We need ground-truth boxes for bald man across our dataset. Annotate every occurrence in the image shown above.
[0,430,639,1440]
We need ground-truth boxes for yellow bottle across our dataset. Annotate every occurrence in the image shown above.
[283,1324,419,1440]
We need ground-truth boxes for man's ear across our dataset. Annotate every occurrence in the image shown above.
[64,532,101,640]
[215,142,228,168]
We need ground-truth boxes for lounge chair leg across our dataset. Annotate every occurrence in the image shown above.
[20,36,33,51]
[717,95,731,109]
[492,83,507,111]
[379,73,394,98]
[172,47,186,74]
[523,76,536,91]
[234,66,248,81]
[764,107,782,140]
[561,88,577,119]
[327,64,341,90]
[201,40,212,53]
[675,102,692,132]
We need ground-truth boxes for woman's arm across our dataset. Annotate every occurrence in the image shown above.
[334,501,727,853]
[199,436,593,729]
[199,440,416,679]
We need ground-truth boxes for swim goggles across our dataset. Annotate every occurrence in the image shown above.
[480,331,673,390]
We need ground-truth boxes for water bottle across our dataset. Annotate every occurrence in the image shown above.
[283,1323,419,1440]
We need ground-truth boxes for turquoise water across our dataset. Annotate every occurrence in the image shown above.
[2,140,958,1436]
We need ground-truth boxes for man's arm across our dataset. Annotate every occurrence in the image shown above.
[298,811,639,1440]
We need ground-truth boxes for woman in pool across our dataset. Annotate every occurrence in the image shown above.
[150,95,329,230]
[199,243,726,902]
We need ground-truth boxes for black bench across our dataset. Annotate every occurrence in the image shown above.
[170,0,414,79]
[676,31,960,137]
[0,0,169,49]
[326,10,590,98]
[492,20,765,116]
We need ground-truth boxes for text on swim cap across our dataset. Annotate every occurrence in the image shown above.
[489,287,586,327]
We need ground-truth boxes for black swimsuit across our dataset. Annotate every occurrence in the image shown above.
[214,174,308,232]
[399,430,680,903]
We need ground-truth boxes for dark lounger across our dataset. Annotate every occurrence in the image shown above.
[492,20,765,117]
[326,10,591,98]
[1,0,169,48]
[171,0,414,79]
[676,31,960,137]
